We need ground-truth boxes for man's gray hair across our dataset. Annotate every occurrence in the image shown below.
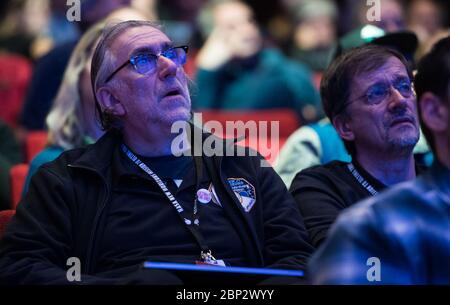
[90,20,162,130]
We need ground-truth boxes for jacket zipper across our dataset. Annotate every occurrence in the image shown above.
[67,164,110,274]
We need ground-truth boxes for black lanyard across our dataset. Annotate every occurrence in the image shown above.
[347,163,379,196]
[121,143,215,261]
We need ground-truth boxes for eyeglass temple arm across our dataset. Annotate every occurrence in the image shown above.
[105,61,130,83]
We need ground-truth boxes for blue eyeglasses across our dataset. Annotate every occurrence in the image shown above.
[350,77,414,106]
[105,46,188,83]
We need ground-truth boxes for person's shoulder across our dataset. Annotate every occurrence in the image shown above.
[337,179,425,230]
[38,146,87,171]
[362,179,425,210]
[29,146,65,170]
[289,160,350,191]
[37,40,77,64]
[263,48,311,74]
[298,160,349,177]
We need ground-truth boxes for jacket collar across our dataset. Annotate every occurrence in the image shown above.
[69,129,122,178]
[68,124,232,172]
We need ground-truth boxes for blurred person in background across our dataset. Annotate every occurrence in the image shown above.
[0,0,49,59]
[406,0,449,61]
[287,0,338,72]
[194,0,322,124]
[31,0,81,58]
[21,22,107,195]
[132,0,157,21]
[407,0,445,46]
[18,0,133,135]
[359,0,407,33]
[157,0,206,48]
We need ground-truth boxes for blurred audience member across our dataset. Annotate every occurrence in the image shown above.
[0,119,23,210]
[309,36,450,284]
[194,0,322,124]
[355,0,406,33]
[132,0,157,20]
[288,0,338,72]
[407,0,445,46]
[417,28,450,59]
[158,0,206,48]
[22,22,106,194]
[31,0,81,58]
[19,0,132,133]
[0,0,49,59]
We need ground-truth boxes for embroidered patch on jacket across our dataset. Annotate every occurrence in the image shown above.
[227,178,256,212]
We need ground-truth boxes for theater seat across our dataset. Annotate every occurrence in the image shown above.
[200,108,300,138]
[0,54,32,128]
[198,109,301,164]
[10,164,29,209]
[0,209,15,239]
[25,131,48,163]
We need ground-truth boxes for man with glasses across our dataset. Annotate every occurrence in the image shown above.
[0,21,313,284]
[309,36,450,284]
[290,44,421,248]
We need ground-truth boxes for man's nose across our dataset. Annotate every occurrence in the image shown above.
[387,85,408,111]
[157,56,178,79]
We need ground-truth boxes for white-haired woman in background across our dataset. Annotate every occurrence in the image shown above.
[22,22,105,194]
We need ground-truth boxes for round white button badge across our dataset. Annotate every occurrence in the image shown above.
[196,188,212,204]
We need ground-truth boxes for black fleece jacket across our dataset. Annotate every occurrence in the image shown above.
[0,130,313,284]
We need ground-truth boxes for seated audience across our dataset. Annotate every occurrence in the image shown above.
[194,0,322,124]
[0,21,313,284]
[309,36,450,284]
[290,45,422,248]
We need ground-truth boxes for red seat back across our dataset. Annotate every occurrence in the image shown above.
[198,109,301,164]
[25,131,48,163]
[0,54,32,128]
[10,164,29,209]
[0,210,16,239]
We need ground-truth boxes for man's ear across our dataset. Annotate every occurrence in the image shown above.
[420,92,448,133]
[96,87,126,117]
[333,113,355,141]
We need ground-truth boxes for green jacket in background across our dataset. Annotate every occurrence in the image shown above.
[193,48,323,124]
